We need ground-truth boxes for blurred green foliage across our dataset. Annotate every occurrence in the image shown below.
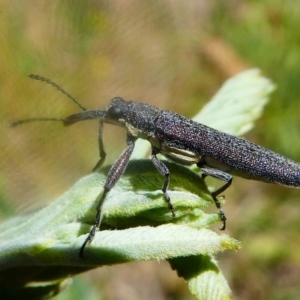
[1,1,300,299]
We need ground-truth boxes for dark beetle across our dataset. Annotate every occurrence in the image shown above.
[12,75,300,258]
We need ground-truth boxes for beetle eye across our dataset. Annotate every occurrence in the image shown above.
[106,106,123,120]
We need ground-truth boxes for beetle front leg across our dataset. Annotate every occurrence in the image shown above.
[151,150,175,217]
[92,121,106,172]
[79,136,136,258]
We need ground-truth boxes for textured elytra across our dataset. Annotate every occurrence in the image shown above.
[154,110,300,187]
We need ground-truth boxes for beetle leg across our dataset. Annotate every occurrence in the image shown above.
[197,160,232,230]
[92,121,106,172]
[151,150,175,217]
[80,135,136,258]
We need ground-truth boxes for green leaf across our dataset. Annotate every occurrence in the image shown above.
[0,160,239,299]
[170,255,232,300]
[194,68,275,136]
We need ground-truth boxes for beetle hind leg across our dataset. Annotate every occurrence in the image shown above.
[198,165,233,230]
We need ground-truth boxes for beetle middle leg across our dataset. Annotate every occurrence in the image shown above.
[151,149,176,217]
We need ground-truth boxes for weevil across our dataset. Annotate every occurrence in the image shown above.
[12,75,300,258]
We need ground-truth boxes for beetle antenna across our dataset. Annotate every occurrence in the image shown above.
[28,74,87,111]
[10,117,68,127]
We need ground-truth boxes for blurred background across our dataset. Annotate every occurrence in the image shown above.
[1,0,300,299]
